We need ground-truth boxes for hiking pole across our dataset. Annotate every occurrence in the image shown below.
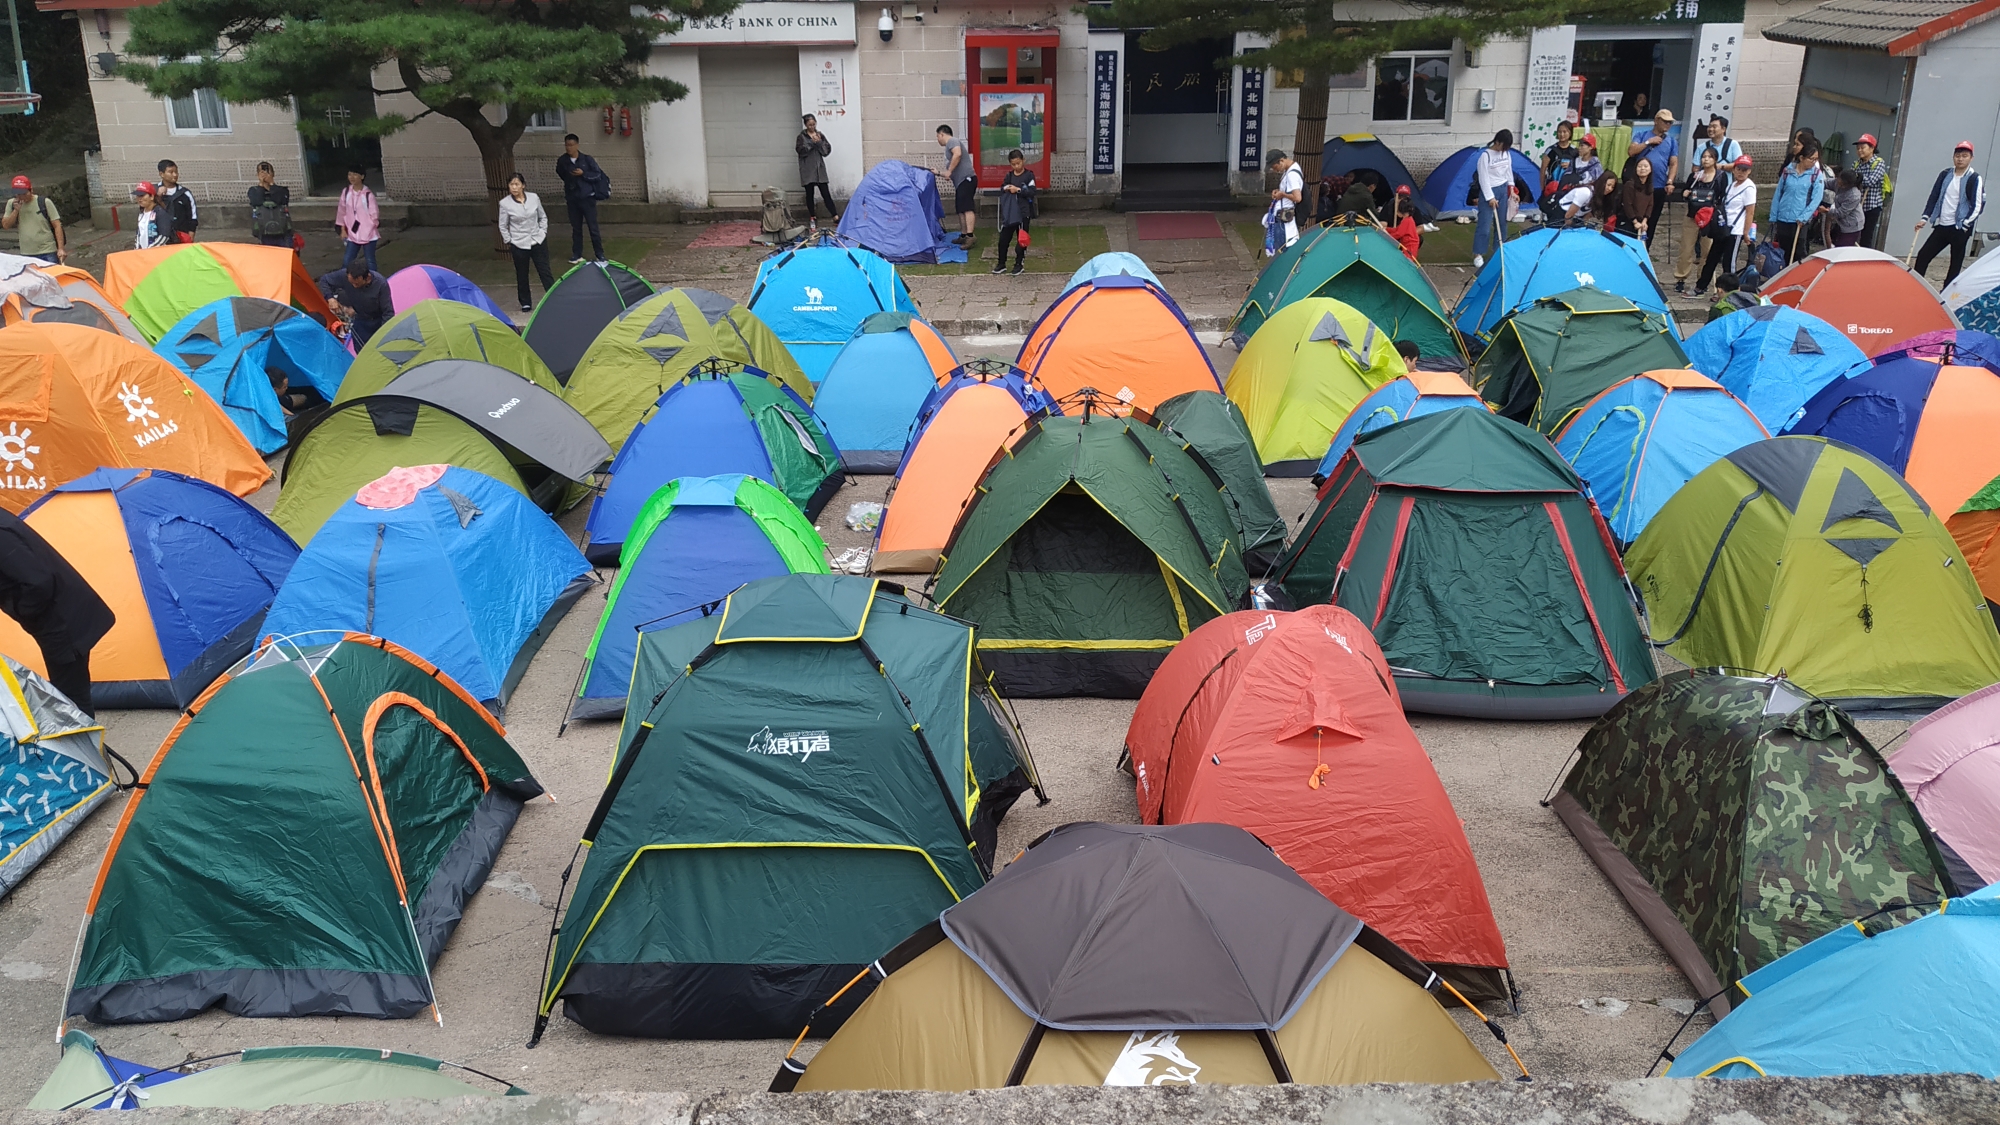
[1436,976,1531,1080]
[1906,224,1924,269]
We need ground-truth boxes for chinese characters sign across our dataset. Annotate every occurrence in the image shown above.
[1694,24,1741,127]
[1093,50,1118,175]
[1237,67,1264,172]
[1521,25,1578,164]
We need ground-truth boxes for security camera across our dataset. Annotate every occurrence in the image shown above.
[878,8,894,42]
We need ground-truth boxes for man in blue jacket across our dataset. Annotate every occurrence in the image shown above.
[556,132,608,264]
[1915,141,1984,285]
[1768,139,1831,266]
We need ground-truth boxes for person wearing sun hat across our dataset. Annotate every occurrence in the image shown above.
[1,175,64,264]
[1915,141,1983,284]
[129,181,171,249]
[1851,133,1888,249]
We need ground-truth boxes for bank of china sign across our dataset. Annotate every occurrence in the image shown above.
[656,1,856,45]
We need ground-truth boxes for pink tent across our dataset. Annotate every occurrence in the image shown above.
[1890,681,2000,890]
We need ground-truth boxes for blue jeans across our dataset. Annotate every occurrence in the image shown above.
[1474,197,1507,258]
[342,239,378,274]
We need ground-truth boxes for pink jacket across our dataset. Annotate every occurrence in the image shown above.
[336,185,379,243]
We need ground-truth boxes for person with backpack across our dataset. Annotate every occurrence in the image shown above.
[1696,155,1757,295]
[334,166,379,275]
[557,132,609,264]
[1693,115,1743,169]
[2,176,65,264]
[1674,147,1722,294]
[1768,140,1829,267]
[155,159,199,242]
[246,161,293,249]
[1914,141,1985,285]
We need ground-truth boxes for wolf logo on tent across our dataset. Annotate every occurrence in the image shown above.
[748,244,917,383]
[0,655,113,897]
[152,296,350,453]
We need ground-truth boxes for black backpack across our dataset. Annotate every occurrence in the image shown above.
[250,188,291,239]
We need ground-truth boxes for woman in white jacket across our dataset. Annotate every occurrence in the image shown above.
[498,173,555,313]
[1473,130,1517,268]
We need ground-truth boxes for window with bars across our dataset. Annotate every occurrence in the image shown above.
[525,108,566,131]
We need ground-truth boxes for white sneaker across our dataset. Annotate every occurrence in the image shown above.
[569,257,585,264]
[1473,254,1485,268]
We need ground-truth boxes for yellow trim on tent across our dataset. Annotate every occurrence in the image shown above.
[714,579,877,644]
[1159,558,1191,637]
[1692,1056,1767,1078]
[977,639,1183,650]
[0,778,114,869]
[0,660,105,741]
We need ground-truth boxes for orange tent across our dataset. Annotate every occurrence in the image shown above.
[1124,603,1513,1004]
[101,243,333,342]
[1761,248,1956,357]
[0,323,270,513]
[0,264,145,343]
[1016,276,1222,411]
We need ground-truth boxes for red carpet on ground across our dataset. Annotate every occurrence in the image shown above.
[1134,212,1225,241]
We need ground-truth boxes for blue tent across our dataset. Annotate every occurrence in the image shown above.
[836,161,969,265]
[1684,304,1869,432]
[0,655,113,897]
[387,264,515,322]
[262,465,591,712]
[746,245,918,383]
[1316,371,1487,478]
[1669,884,2000,1078]
[813,313,958,472]
[1421,145,1544,218]
[153,297,351,453]
[1318,134,1438,223]
[1454,227,1669,343]
[1065,252,1162,294]
[1553,370,1769,546]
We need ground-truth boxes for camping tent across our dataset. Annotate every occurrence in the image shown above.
[1453,227,1668,343]
[534,574,1039,1040]
[262,465,591,713]
[1625,435,2000,714]
[1888,681,2000,891]
[65,635,543,1023]
[747,244,918,383]
[1952,473,2000,608]
[273,359,611,543]
[931,407,1250,698]
[1666,885,2000,1079]
[584,369,842,563]
[776,822,1499,1090]
[152,296,351,453]
[0,260,144,342]
[0,322,271,512]
[1125,607,1513,1004]
[387,264,514,322]
[522,260,656,384]
[1150,391,1288,566]
[0,469,297,709]
[1065,251,1161,293]
[1016,276,1223,411]
[101,243,333,343]
[0,655,111,896]
[871,362,1055,574]
[1683,304,1869,432]
[1472,287,1691,434]
[811,312,958,472]
[338,301,557,403]
[1941,248,2000,335]
[1319,135,1437,223]
[837,161,969,264]
[1225,297,1408,473]
[1876,328,2000,371]
[1788,358,2000,516]
[1275,408,1655,719]
[1421,145,1544,218]
[1553,369,1769,546]
[1232,224,1461,358]
[31,1032,526,1110]
[570,474,828,721]
[565,286,812,451]
[1316,370,1487,479]
[1761,248,1957,357]
[1553,669,1951,1014]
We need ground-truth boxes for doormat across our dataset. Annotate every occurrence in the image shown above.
[686,221,762,248]
[1134,212,1225,240]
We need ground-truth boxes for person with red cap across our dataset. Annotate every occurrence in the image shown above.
[1851,133,1888,249]
[2,175,64,264]
[129,182,171,250]
[1379,184,1422,261]
[1915,141,1984,285]
[1696,154,1757,295]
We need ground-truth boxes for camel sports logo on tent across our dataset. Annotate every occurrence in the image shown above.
[746,726,832,762]
[116,382,179,448]
[1102,1031,1201,1086]
[793,285,837,313]
[0,421,44,492]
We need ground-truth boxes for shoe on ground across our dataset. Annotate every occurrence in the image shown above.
[1472,254,1485,268]
[592,258,608,265]
[1674,280,1686,294]
[569,257,585,264]
[1011,263,1024,275]
[991,262,1006,273]
[520,303,532,312]
[1693,286,1709,296]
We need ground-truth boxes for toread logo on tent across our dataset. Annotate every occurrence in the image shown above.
[793,285,837,313]
[0,421,44,493]
[1103,1031,1201,1086]
[116,382,178,448]
[747,725,832,761]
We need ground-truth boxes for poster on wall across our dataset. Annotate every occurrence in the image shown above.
[1521,25,1578,164]
[1693,24,1741,128]
[979,91,1046,167]
[1092,50,1118,175]
[1236,67,1264,172]
[815,58,846,111]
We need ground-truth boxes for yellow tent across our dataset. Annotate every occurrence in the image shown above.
[1225,298,1406,475]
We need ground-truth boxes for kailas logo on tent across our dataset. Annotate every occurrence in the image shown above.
[117,382,178,448]
[1244,613,1278,644]
[1103,1031,1201,1086]
[0,422,44,492]
[793,285,836,313]
[747,725,832,761]
[1574,271,1596,287]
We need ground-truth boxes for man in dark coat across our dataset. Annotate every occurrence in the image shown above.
[0,510,114,713]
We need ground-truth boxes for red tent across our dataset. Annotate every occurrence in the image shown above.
[1123,604,1513,1004]
[1761,248,1956,357]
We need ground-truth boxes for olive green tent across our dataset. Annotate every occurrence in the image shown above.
[1275,407,1655,718]
[1225,297,1409,474]
[1234,224,1462,359]
[1472,287,1690,434]
[65,636,543,1024]
[564,286,811,451]
[1553,669,1950,1014]
[337,300,557,402]
[534,574,1041,1041]
[1626,436,2000,714]
[1150,390,1287,567]
[931,405,1251,698]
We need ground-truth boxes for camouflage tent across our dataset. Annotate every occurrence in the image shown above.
[1551,669,1950,1015]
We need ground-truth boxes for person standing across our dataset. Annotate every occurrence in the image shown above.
[155,159,198,242]
[1616,157,1656,242]
[316,260,392,348]
[1769,141,1829,266]
[129,182,171,249]
[246,161,293,249]
[498,173,555,313]
[1851,134,1888,249]
[1694,115,1742,168]
[1674,148,1721,294]
[334,166,379,275]
[1915,141,1984,285]
[992,149,1036,275]
[1831,168,1865,247]
[937,125,976,247]
[796,115,835,221]
[1473,130,1516,267]
[1697,155,1757,294]
[0,510,114,715]
[1264,148,1304,256]
[1626,109,1679,247]
[556,133,608,264]
[2,176,64,264]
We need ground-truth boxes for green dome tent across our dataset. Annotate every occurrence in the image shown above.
[1552,669,1951,1014]
[1274,407,1655,719]
[1233,224,1461,359]
[1472,287,1689,435]
[931,404,1251,698]
[534,574,1042,1041]
[337,300,557,402]
[1150,390,1288,568]
[1626,436,2000,715]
